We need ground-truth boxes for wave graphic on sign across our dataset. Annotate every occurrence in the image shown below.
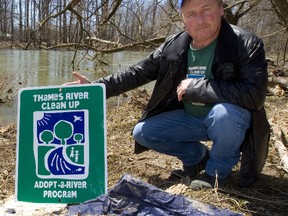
[48,147,85,175]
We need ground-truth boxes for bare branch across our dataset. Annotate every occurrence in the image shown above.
[101,0,123,25]
[38,0,82,28]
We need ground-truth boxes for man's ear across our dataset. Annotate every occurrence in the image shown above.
[221,10,224,16]
[220,7,224,16]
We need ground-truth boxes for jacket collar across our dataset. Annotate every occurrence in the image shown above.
[214,17,238,63]
[161,31,191,62]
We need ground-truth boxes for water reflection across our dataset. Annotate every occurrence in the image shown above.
[0,50,150,124]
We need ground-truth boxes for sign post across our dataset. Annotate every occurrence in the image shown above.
[16,84,107,203]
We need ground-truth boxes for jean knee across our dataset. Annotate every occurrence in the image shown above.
[132,122,143,144]
[206,103,251,128]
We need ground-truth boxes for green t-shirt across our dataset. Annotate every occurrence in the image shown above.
[183,39,217,117]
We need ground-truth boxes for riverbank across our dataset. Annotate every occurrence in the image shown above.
[0,41,74,50]
[0,42,42,50]
[0,88,288,215]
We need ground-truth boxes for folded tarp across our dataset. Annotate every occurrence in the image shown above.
[68,174,242,215]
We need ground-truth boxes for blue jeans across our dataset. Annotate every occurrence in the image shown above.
[132,103,251,179]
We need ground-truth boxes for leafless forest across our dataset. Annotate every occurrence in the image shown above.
[0,0,287,65]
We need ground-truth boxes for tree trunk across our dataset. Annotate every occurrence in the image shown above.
[270,0,288,28]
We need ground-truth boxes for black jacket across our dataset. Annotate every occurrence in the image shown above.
[96,18,270,187]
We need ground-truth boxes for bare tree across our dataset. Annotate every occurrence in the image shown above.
[19,0,24,42]
[10,0,14,42]
[24,0,30,42]
[224,0,262,25]
[270,0,288,29]
[269,0,288,64]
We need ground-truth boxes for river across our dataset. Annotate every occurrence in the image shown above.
[0,50,151,124]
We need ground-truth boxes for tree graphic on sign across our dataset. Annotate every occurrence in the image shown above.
[54,120,73,145]
[74,133,83,143]
[40,130,54,144]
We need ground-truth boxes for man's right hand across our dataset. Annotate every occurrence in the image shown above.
[63,71,92,85]
[177,78,193,101]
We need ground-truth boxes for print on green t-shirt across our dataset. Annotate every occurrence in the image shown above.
[184,39,217,117]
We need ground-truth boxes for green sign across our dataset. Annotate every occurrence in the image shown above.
[16,84,107,203]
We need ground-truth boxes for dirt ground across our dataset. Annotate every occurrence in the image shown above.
[1,86,288,215]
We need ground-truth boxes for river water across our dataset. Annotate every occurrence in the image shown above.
[0,50,151,124]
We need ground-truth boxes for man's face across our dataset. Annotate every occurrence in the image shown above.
[181,0,224,48]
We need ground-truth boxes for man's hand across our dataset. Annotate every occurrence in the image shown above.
[63,71,92,85]
[177,79,192,101]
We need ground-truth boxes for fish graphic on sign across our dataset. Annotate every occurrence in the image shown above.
[33,110,89,179]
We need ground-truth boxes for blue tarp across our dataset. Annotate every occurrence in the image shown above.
[68,174,242,216]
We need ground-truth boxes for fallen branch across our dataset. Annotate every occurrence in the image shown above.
[268,85,285,96]
[86,36,167,53]
[268,76,288,89]
[43,36,166,53]
[272,124,288,172]
[41,43,93,50]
